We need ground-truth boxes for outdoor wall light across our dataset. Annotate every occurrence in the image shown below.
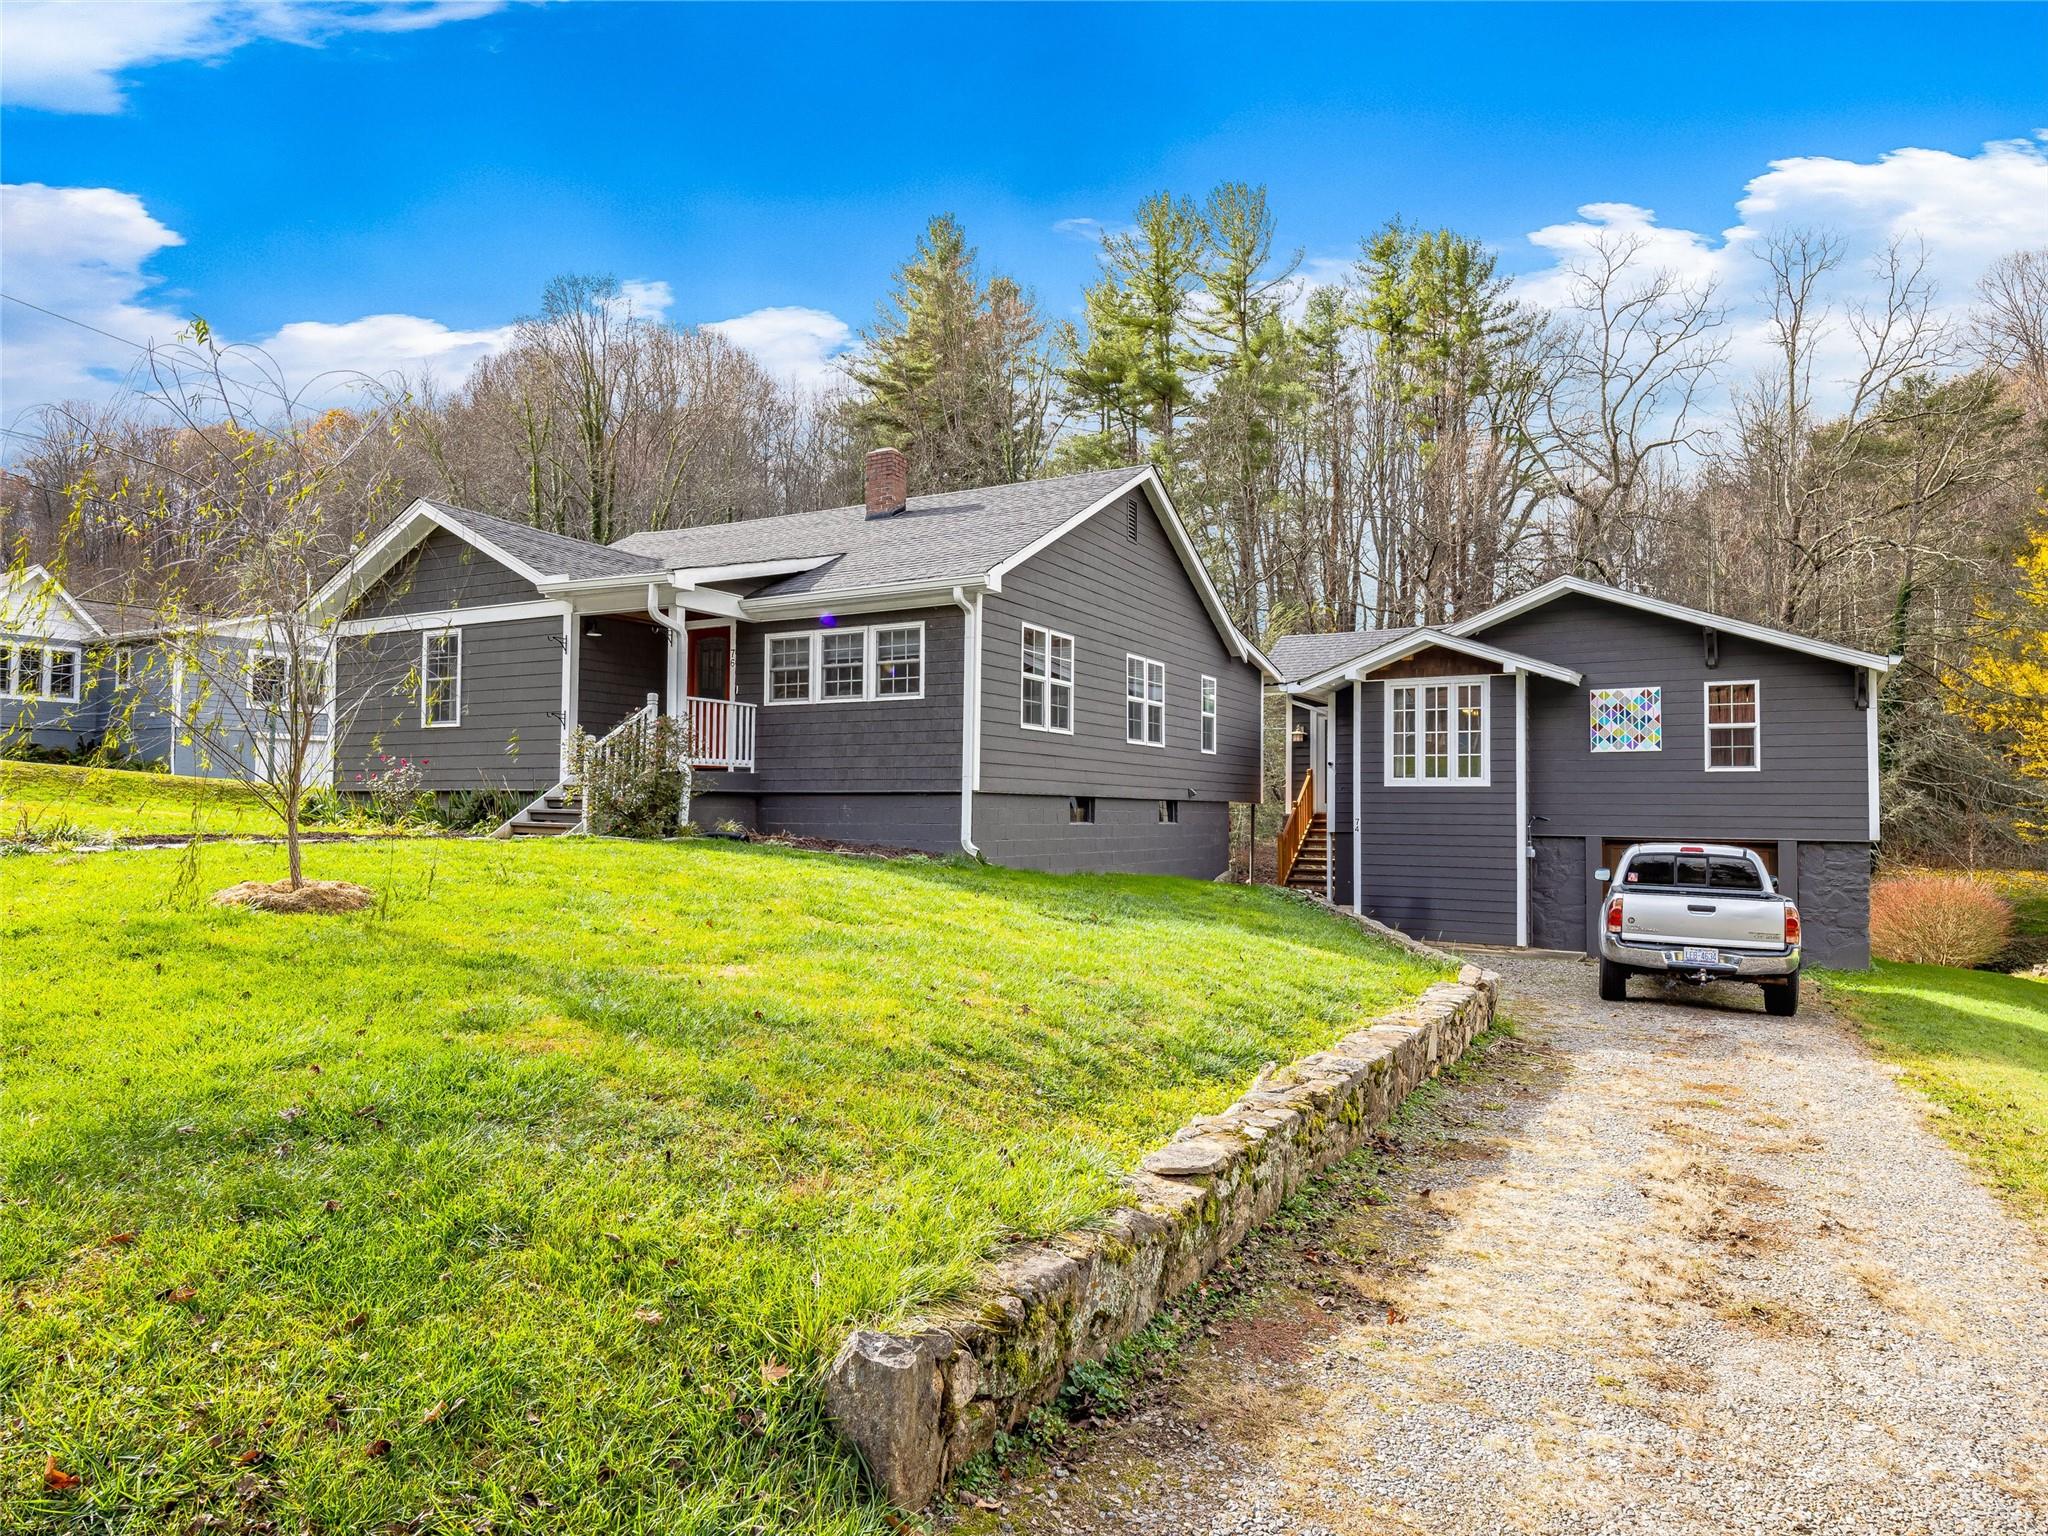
[583,620,604,640]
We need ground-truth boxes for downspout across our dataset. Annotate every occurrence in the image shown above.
[952,586,980,858]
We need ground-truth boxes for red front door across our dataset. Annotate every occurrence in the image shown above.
[687,629,731,762]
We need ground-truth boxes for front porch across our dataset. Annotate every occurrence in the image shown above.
[567,609,757,772]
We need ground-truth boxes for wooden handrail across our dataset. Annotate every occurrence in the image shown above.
[1275,766,1317,886]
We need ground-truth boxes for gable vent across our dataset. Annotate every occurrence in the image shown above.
[1125,498,1140,541]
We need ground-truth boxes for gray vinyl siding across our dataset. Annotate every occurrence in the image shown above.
[1351,673,1519,947]
[973,793,1230,878]
[730,606,963,795]
[1530,836,1588,952]
[336,616,564,793]
[1482,595,1871,844]
[355,527,544,617]
[577,619,667,737]
[1331,687,1355,909]
[977,488,1260,803]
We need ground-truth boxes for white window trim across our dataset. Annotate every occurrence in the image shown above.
[0,640,82,703]
[1199,674,1218,754]
[1703,678,1762,773]
[250,648,332,742]
[1384,674,1493,788]
[1125,653,1166,747]
[114,647,135,688]
[421,629,462,728]
[763,623,927,707]
[1020,621,1076,736]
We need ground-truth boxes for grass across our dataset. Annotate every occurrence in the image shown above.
[1823,962,2048,1229]
[0,836,1445,1533]
[1,762,291,841]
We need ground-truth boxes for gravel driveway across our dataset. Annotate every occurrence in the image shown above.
[957,953,2048,1536]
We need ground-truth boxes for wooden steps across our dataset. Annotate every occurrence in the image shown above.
[1284,813,1329,891]
[504,791,584,838]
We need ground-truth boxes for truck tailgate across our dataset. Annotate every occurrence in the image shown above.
[1619,892,1786,950]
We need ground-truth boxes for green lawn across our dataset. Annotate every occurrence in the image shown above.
[1824,963,2048,1229]
[0,837,1443,1532]
[1,761,291,841]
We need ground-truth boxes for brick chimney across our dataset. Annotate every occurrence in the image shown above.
[864,447,908,519]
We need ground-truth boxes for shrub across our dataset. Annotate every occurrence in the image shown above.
[571,717,693,839]
[439,787,526,833]
[297,786,349,825]
[353,754,429,825]
[1870,875,2014,967]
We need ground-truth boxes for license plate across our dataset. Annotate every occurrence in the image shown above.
[1681,946,1720,965]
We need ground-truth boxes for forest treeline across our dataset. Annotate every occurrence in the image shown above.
[5,187,2044,857]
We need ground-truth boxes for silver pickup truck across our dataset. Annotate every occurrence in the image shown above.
[1596,842,1802,1015]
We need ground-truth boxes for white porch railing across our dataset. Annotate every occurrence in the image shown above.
[686,694,756,771]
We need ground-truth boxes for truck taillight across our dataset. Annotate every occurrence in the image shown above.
[1784,904,1801,944]
[1606,897,1624,935]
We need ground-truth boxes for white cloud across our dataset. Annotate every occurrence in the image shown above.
[0,0,500,114]
[258,313,515,396]
[616,278,675,321]
[1507,135,2048,408]
[1052,216,1107,242]
[706,305,854,391]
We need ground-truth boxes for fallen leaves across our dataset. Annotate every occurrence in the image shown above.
[421,1400,449,1426]
[157,1284,198,1304]
[365,1438,391,1459]
[633,1308,665,1327]
[759,1360,792,1387]
[44,1455,81,1492]
[103,1231,137,1247]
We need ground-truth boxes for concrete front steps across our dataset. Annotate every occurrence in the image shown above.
[499,790,584,839]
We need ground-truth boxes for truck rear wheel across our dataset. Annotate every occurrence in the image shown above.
[1763,972,1800,1017]
[1598,958,1630,1002]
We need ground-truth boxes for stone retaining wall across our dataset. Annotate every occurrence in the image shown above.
[825,956,1501,1509]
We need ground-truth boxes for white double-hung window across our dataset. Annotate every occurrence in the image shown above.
[1199,675,1218,754]
[819,629,867,700]
[1705,680,1761,770]
[1021,623,1074,733]
[1125,654,1165,746]
[1386,677,1489,785]
[422,631,461,727]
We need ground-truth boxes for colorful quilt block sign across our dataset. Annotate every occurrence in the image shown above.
[1589,686,1663,753]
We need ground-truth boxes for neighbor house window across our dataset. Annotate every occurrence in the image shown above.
[114,648,136,688]
[1199,675,1218,754]
[1021,623,1075,733]
[1158,800,1180,824]
[1068,796,1096,824]
[2,642,81,702]
[250,652,288,712]
[1705,680,1760,770]
[873,624,923,698]
[1125,655,1165,746]
[820,629,867,700]
[422,631,461,727]
[767,634,812,703]
[1387,678,1489,785]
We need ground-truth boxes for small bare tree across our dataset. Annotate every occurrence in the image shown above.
[60,325,406,890]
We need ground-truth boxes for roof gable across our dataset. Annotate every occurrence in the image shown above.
[1450,576,1894,673]
[0,565,106,641]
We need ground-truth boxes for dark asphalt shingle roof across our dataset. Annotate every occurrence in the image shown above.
[1269,627,1418,683]
[610,467,1148,599]
[423,500,665,581]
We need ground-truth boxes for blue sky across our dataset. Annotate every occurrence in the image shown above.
[3,1,2046,421]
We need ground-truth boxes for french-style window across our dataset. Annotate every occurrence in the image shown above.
[1199,675,1218,754]
[1021,623,1075,733]
[422,631,461,727]
[1387,678,1489,785]
[250,653,289,712]
[1125,654,1165,746]
[820,629,867,700]
[47,647,78,702]
[1068,796,1096,824]
[767,634,812,702]
[2,643,82,702]
[1705,680,1760,770]
[873,624,923,697]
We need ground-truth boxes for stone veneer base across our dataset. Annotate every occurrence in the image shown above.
[824,940,1501,1509]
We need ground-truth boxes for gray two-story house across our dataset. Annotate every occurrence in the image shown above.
[1271,581,1892,968]
[311,455,1272,878]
